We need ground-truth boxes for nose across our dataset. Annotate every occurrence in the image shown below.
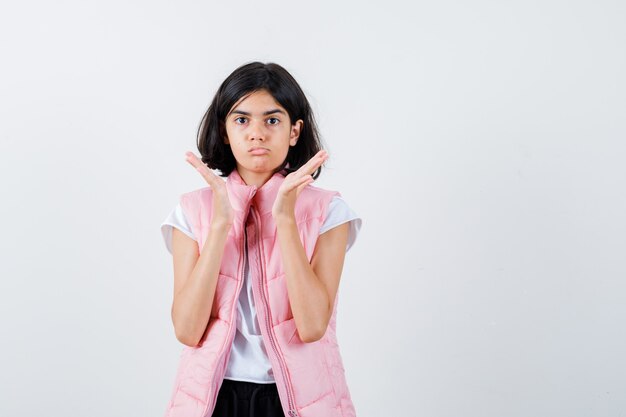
[247,119,266,141]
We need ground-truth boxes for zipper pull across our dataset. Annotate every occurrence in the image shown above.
[288,410,298,417]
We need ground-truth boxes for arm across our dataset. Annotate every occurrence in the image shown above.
[275,217,350,343]
[170,221,231,347]
[171,151,235,347]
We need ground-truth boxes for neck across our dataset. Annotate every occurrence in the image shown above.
[235,167,274,188]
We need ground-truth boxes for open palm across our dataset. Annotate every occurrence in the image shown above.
[272,150,329,220]
[185,151,235,227]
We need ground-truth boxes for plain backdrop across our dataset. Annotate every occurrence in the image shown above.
[1,1,625,416]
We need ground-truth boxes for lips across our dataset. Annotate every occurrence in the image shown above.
[249,147,269,155]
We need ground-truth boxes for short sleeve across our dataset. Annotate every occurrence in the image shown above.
[319,195,362,253]
[160,203,197,255]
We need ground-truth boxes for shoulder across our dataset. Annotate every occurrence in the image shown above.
[160,202,197,254]
[177,185,216,230]
[300,183,341,203]
[323,195,360,227]
[296,183,341,216]
[179,185,217,215]
[320,195,363,252]
[180,185,213,203]
[327,195,354,214]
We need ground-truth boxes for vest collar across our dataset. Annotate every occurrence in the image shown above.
[225,168,285,215]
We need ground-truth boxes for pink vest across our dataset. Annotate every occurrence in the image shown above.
[163,168,357,417]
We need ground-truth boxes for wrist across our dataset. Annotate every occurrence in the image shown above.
[274,214,296,228]
[210,219,233,232]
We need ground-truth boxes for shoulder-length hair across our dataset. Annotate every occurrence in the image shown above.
[197,61,325,179]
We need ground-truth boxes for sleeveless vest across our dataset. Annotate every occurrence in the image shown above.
[163,168,357,417]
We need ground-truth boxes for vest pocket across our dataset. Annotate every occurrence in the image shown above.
[324,343,350,414]
[275,317,336,410]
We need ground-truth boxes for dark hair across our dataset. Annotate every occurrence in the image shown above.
[196,61,325,179]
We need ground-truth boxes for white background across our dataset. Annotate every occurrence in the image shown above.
[1,1,625,416]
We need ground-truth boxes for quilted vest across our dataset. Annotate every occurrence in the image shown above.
[163,168,357,417]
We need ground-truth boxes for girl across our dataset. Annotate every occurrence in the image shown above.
[160,62,362,417]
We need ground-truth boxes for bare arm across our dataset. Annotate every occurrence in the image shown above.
[270,149,350,343]
[171,151,235,347]
[275,218,349,343]
[170,221,232,347]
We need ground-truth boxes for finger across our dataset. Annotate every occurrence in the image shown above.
[294,150,328,177]
[185,151,203,168]
[294,175,315,194]
[304,150,327,170]
[283,173,313,194]
[185,152,220,186]
[295,176,315,196]
[298,150,326,172]
[185,152,210,175]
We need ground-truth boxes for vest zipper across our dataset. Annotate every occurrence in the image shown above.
[250,204,299,417]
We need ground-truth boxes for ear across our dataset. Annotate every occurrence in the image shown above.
[289,119,303,146]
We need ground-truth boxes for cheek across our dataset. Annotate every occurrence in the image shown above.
[228,137,246,151]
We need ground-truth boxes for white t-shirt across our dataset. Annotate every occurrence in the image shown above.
[160,195,362,383]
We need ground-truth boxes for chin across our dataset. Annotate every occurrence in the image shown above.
[252,160,282,170]
[244,164,276,174]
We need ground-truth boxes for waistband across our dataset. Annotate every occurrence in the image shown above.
[219,378,280,417]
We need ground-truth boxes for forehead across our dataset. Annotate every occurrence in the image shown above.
[227,90,285,116]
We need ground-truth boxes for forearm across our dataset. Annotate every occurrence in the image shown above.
[275,216,329,343]
[172,221,231,346]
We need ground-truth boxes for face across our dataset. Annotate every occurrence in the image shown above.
[223,89,303,186]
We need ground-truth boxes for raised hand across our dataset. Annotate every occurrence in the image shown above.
[185,151,234,228]
[272,150,329,221]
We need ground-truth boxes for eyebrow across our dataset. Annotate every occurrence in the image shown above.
[229,108,287,117]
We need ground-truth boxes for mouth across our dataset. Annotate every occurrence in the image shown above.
[249,147,270,155]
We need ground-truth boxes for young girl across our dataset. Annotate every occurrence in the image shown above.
[160,62,362,417]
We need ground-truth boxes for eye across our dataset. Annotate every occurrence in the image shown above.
[267,117,280,125]
[234,117,247,124]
